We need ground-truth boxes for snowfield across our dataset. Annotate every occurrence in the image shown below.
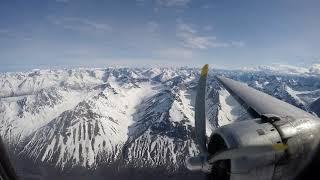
[0,67,319,175]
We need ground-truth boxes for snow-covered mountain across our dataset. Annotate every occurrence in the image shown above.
[241,63,320,76]
[0,67,319,179]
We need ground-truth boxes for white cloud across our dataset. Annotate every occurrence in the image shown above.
[177,23,196,33]
[176,23,220,49]
[156,0,191,7]
[176,22,245,49]
[177,31,218,49]
[49,17,112,32]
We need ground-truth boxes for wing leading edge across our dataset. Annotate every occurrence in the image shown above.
[216,76,316,120]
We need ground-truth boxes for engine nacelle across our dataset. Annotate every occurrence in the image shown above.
[186,70,320,179]
[207,119,284,180]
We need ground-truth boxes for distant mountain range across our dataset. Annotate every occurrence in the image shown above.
[0,67,319,179]
[241,63,320,75]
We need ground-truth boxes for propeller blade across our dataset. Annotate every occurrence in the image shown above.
[195,64,209,153]
[208,144,288,163]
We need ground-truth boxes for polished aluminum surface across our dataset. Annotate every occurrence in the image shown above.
[186,75,320,180]
[217,76,316,119]
[211,119,283,180]
[216,76,320,180]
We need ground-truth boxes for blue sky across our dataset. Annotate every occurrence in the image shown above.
[0,0,320,72]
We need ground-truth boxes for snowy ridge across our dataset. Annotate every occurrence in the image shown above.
[124,129,198,170]
[0,87,88,139]
[20,80,155,169]
[124,86,197,170]
[0,69,106,98]
[240,63,320,76]
[215,89,252,126]
[0,67,319,173]
[205,83,251,133]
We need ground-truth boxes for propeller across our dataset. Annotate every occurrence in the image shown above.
[185,64,288,173]
[195,64,208,154]
[185,64,211,172]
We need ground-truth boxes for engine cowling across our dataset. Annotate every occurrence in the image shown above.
[207,119,284,180]
[186,65,320,179]
[186,116,320,180]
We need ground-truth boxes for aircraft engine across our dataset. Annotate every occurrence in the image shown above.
[206,119,283,180]
[186,64,320,180]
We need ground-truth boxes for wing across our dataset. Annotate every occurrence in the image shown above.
[216,76,316,119]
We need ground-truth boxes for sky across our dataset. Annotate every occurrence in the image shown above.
[0,0,320,72]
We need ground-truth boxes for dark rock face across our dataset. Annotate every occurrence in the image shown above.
[310,98,320,117]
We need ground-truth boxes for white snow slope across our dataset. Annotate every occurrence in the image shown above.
[1,67,318,171]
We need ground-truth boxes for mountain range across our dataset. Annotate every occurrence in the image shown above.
[0,67,319,179]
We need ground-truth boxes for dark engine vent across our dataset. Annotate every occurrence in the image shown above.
[207,134,231,180]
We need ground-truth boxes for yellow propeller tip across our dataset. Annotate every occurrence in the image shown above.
[272,143,288,151]
[201,64,209,77]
